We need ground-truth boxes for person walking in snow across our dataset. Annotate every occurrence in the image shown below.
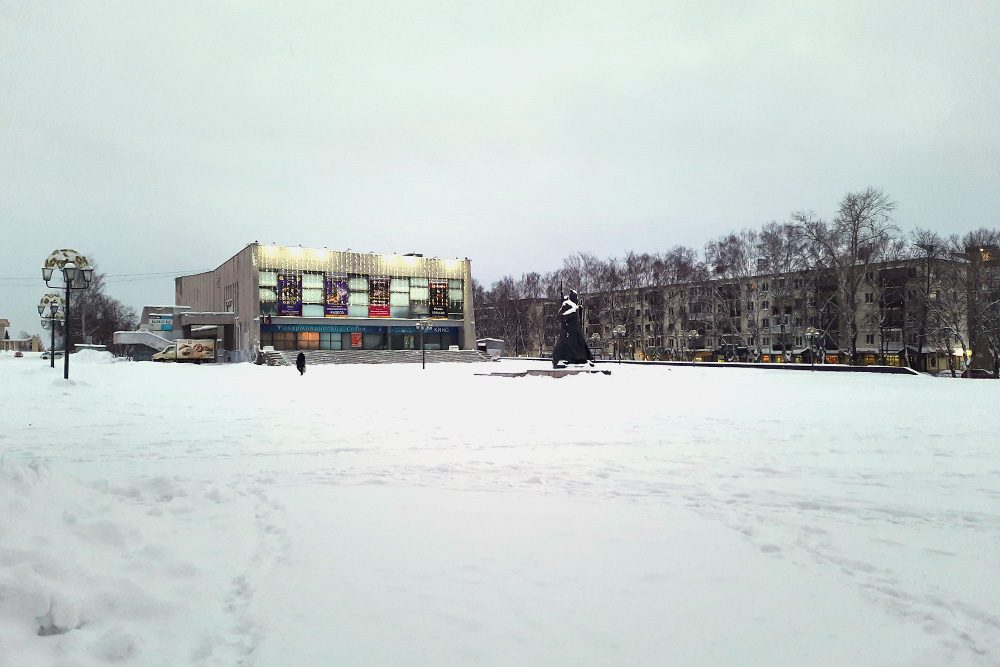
[296,351,306,376]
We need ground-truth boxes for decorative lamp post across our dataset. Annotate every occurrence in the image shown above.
[805,327,817,368]
[416,317,432,370]
[38,293,66,369]
[42,249,94,380]
[688,330,699,363]
[612,325,626,364]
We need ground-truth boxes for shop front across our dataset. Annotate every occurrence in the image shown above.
[260,322,462,351]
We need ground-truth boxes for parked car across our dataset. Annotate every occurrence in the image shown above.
[961,368,996,379]
[14,351,23,358]
[40,351,64,360]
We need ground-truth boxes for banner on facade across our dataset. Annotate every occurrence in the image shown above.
[278,272,302,316]
[429,279,448,318]
[351,332,363,348]
[324,275,349,317]
[369,277,390,317]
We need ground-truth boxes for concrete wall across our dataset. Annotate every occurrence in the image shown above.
[175,244,258,355]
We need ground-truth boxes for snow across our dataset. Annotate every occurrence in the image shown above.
[1,352,999,666]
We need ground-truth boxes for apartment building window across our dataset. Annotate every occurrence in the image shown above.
[761,318,770,328]
[795,336,803,346]
[763,337,771,346]
[794,279,802,288]
[747,302,754,311]
[761,301,769,310]
[761,282,769,292]
[865,293,874,303]
[865,334,875,345]
[777,278,785,288]
[794,317,803,327]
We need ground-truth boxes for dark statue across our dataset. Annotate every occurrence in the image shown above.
[552,289,595,368]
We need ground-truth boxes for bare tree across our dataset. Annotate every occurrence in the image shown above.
[907,230,945,371]
[942,229,1000,374]
[758,222,808,362]
[705,230,758,360]
[794,188,899,363]
[67,263,138,353]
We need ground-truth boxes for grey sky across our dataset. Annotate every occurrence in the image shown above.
[2,0,998,337]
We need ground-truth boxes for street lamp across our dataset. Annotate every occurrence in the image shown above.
[805,327,819,368]
[416,317,432,370]
[612,325,626,364]
[38,293,66,368]
[688,329,699,363]
[42,249,94,380]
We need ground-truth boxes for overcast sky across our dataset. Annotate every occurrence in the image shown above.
[2,0,998,337]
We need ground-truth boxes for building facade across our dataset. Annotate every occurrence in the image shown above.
[175,244,475,359]
[584,260,967,370]
[483,258,973,371]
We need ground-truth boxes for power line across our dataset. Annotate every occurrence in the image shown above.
[0,270,206,286]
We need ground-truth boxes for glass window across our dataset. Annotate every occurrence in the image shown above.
[302,272,324,288]
[259,270,278,287]
[391,333,416,350]
[390,292,410,306]
[302,288,324,303]
[390,278,409,292]
[448,279,462,289]
[448,288,463,301]
[260,302,278,317]
[410,277,428,288]
[363,333,386,350]
[260,287,277,302]
[347,305,368,317]
[319,332,341,350]
[298,331,320,350]
[410,286,429,300]
[349,276,368,291]
[348,292,370,306]
[389,306,411,318]
[422,333,441,350]
[302,304,324,317]
[273,331,296,351]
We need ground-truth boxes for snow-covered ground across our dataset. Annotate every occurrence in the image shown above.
[1,351,998,666]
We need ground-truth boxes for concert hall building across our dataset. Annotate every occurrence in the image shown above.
[175,244,475,359]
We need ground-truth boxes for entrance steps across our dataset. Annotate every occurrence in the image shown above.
[263,349,491,366]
